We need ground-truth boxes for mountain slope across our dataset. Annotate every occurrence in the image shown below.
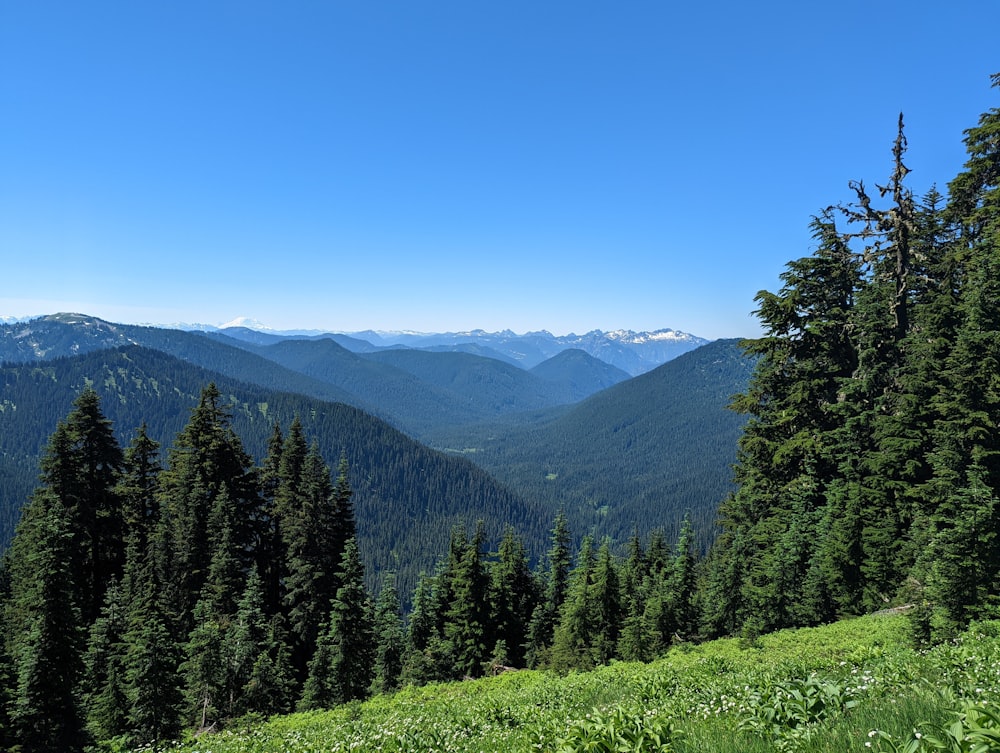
[0,346,547,597]
[426,339,754,546]
[359,347,610,415]
[529,348,631,402]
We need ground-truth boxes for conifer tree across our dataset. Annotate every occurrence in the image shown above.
[282,442,340,681]
[82,578,129,743]
[124,608,183,744]
[525,511,572,668]
[257,421,285,616]
[8,498,87,753]
[158,384,257,635]
[203,483,245,618]
[919,75,1000,634]
[444,521,491,678]
[117,424,162,554]
[242,613,296,718]
[488,524,537,668]
[372,573,405,695]
[707,212,861,635]
[224,565,270,718]
[590,538,622,665]
[121,525,183,744]
[549,535,596,672]
[617,534,651,662]
[401,571,450,685]
[668,514,699,637]
[300,538,374,709]
[180,597,225,731]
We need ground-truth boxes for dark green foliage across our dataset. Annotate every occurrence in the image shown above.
[124,608,183,743]
[525,510,572,668]
[181,597,226,730]
[590,539,622,665]
[549,535,597,672]
[488,525,538,668]
[704,74,1000,640]
[7,499,87,753]
[443,522,491,678]
[82,579,130,742]
[300,539,375,709]
[0,344,544,603]
[282,441,343,681]
[0,386,718,746]
[372,573,405,695]
[223,566,270,719]
[242,613,296,718]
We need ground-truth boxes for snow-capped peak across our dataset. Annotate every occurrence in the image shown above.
[219,316,272,331]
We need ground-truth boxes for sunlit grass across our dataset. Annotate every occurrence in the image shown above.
[131,615,1000,753]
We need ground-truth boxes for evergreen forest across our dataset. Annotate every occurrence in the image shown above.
[1,73,999,752]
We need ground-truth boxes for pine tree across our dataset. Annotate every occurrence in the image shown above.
[180,597,225,731]
[617,533,651,662]
[918,75,1000,634]
[27,388,126,626]
[590,538,622,665]
[401,571,445,685]
[488,525,537,668]
[282,442,339,681]
[158,384,257,635]
[121,527,183,745]
[549,535,596,672]
[117,424,162,554]
[257,421,285,617]
[223,565,270,719]
[7,499,88,753]
[82,578,130,743]
[444,522,491,678]
[203,483,245,618]
[124,609,183,744]
[372,573,405,695]
[525,511,572,668]
[668,514,699,637]
[300,539,375,709]
[242,613,296,717]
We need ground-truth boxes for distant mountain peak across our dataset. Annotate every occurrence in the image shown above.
[220,316,272,331]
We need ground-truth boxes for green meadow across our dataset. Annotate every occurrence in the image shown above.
[133,614,1000,753]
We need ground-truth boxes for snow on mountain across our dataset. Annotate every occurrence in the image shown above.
[219,316,273,331]
[0,312,711,375]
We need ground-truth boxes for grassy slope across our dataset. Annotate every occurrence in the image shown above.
[148,615,1000,752]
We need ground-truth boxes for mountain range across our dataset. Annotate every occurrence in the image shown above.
[177,318,709,376]
[0,312,750,589]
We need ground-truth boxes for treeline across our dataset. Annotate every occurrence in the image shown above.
[701,74,1000,642]
[0,385,699,752]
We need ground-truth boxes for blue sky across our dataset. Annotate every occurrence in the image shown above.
[1,1,996,340]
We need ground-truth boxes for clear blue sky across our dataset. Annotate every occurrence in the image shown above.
[1,1,996,340]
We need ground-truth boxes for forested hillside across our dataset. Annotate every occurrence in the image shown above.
[0,346,548,598]
[702,75,1000,643]
[426,338,754,548]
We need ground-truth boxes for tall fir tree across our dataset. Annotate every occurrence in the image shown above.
[525,511,572,668]
[372,572,405,695]
[300,539,375,709]
[443,521,491,678]
[488,524,538,668]
[549,535,596,673]
[157,384,257,635]
[7,499,88,753]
